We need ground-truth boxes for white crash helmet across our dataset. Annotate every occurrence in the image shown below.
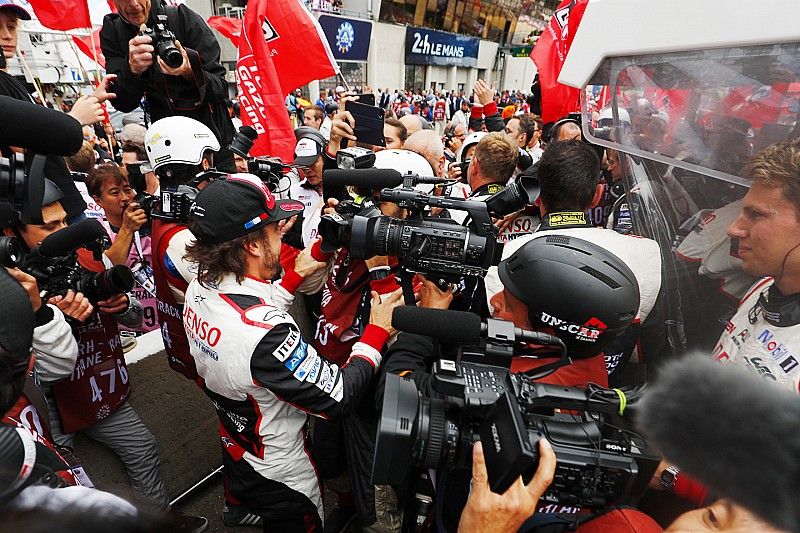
[598,106,631,127]
[456,131,487,162]
[144,116,220,172]
[373,149,435,194]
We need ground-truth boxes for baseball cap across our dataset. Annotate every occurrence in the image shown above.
[189,174,304,244]
[0,0,31,20]
[293,127,326,167]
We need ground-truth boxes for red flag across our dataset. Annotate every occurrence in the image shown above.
[207,16,242,48]
[106,1,117,13]
[26,0,91,30]
[236,0,296,160]
[252,0,339,95]
[530,0,589,123]
[72,28,105,68]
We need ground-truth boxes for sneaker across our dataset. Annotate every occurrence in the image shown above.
[324,504,357,533]
[223,505,264,527]
[119,331,137,353]
[174,513,209,533]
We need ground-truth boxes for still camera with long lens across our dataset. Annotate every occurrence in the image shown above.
[140,13,183,69]
[229,126,293,193]
[0,218,134,304]
[374,307,658,514]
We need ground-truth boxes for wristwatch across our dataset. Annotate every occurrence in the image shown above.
[659,465,681,491]
[369,267,392,281]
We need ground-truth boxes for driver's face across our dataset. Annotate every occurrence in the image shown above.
[300,154,324,187]
[114,0,151,26]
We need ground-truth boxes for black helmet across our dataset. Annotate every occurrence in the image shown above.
[498,235,640,359]
[0,179,63,229]
[324,101,339,115]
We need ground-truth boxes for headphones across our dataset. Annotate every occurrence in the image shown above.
[752,284,800,327]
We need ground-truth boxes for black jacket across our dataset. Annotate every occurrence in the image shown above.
[100,1,235,169]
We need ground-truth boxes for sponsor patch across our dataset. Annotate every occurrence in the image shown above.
[284,341,308,371]
[547,211,586,227]
[293,351,319,381]
[331,376,344,402]
[316,363,333,391]
[274,328,300,362]
[306,354,322,383]
[324,365,339,393]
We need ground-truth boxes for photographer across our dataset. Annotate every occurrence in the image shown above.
[288,127,328,248]
[88,163,158,333]
[181,174,403,531]
[142,115,219,379]
[100,0,236,171]
[0,180,168,507]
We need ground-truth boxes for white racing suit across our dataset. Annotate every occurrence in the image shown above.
[183,271,387,529]
[713,277,800,393]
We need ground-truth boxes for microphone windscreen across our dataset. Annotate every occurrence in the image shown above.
[37,219,106,257]
[0,96,83,156]
[392,306,482,344]
[324,168,403,190]
[637,356,800,533]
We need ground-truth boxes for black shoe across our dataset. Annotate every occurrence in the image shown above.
[174,513,209,533]
[324,504,357,533]
[222,505,264,527]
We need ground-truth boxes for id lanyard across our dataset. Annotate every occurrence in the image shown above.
[131,231,156,298]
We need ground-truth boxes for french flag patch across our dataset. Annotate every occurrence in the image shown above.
[244,212,268,229]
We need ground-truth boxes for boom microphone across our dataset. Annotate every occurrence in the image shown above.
[34,219,107,258]
[323,168,445,190]
[0,96,83,156]
[391,306,563,348]
[638,356,800,533]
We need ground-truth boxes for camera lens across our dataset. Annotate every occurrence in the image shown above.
[158,41,183,69]
[0,236,23,267]
[80,265,135,303]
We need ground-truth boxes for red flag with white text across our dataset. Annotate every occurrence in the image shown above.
[26,0,91,30]
[530,0,589,123]
[236,1,295,160]
[207,16,242,48]
[72,28,105,68]
[248,0,339,95]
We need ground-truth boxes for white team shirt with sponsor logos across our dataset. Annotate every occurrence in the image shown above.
[713,277,800,393]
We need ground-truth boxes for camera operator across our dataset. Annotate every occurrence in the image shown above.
[88,163,158,333]
[181,174,403,531]
[443,122,466,164]
[0,180,169,508]
[100,0,236,171]
[287,127,328,248]
[142,115,219,380]
[1,2,113,224]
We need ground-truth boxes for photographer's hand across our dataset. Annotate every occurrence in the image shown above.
[368,288,404,335]
[329,109,357,154]
[417,276,453,310]
[98,293,129,315]
[322,198,340,216]
[128,28,155,75]
[121,202,148,233]
[48,290,93,322]
[448,162,463,182]
[157,40,192,79]
[6,267,42,311]
[68,95,104,126]
[458,439,556,533]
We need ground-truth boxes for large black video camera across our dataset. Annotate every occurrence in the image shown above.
[318,168,501,285]
[140,13,182,69]
[374,307,658,512]
[1,149,47,225]
[0,219,134,304]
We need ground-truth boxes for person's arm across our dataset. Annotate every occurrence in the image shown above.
[250,289,402,418]
[103,204,148,266]
[99,17,147,113]
[32,305,80,382]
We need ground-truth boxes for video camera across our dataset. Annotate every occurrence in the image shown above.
[1,149,47,225]
[374,307,658,509]
[229,126,293,193]
[140,13,182,69]
[318,168,502,288]
[0,219,134,304]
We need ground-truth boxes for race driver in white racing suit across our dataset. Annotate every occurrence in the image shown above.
[181,174,403,532]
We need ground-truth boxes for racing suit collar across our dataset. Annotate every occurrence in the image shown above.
[537,211,593,231]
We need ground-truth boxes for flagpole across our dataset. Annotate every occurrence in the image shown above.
[88,27,102,84]
[336,70,350,92]
[64,31,92,89]
[16,51,46,105]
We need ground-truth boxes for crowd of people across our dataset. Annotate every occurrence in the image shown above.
[1,1,799,533]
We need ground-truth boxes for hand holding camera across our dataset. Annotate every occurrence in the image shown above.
[128,29,156,76]
[121,201,148,234]
[368,288,404,335]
